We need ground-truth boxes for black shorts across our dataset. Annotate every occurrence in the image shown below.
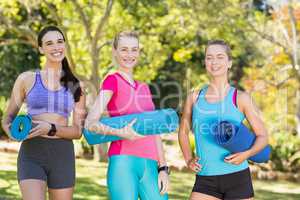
[192,168,254,200]
[17,137,75,189]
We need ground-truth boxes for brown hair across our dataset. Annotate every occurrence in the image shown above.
[205,40,232,60]
[38,25,82,102]
[113,31,139,49]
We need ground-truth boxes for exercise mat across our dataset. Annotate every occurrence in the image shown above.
[10,115,32,141]
[213,121,271,163]
[83,109,179,145]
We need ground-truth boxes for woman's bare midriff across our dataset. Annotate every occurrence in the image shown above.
[31,113,68,139]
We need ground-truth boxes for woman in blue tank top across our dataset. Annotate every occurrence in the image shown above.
[1,26,86,200]
[178,40,268,200]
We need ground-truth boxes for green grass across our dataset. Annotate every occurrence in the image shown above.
[0,151,300,200]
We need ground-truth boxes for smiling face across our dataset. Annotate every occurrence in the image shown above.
[113,36,139,69]
[205,44,232,78]
[39,31,65,63]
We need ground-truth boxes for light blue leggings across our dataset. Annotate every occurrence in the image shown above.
[107,155,169,200]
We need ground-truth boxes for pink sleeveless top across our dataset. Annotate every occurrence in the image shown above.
[100,72,158,161]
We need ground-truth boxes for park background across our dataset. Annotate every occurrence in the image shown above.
[0,0,300,199]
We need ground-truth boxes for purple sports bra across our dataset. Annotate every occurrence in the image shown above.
[26,71,74,118]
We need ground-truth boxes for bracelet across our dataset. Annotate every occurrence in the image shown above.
[158,166,170,175]
[47,123,57,136]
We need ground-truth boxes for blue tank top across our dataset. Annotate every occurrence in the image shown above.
[192,85,248,176]
[26,71,74,118]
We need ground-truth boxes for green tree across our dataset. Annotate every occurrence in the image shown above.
[245,0,300,136]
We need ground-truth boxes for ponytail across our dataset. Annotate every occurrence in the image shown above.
[61,57,82,102]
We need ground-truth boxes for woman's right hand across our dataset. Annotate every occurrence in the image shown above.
[117,119,144,140]
[187,157,202,173]
[27,120,51,139]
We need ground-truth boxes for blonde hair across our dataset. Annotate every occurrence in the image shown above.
[113,31,139,49]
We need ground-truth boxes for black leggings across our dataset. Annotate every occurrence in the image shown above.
[17,137,75,189]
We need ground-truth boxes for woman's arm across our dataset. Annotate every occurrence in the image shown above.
[178,93,194,164]
[239,91,268,156]
[155,136,167,167]
[225,91,269,164]
[84,90,141,140]
[85,90,118,135]
[1,72,28,137]
[178,91,201,173]
[155,135,169,194]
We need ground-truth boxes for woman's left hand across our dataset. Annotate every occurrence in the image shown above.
[224,151,251,165]
[158,170,169,195]
[28,120,51,139]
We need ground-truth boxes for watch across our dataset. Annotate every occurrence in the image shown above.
[47,123,57,136]
[158,166,170,175]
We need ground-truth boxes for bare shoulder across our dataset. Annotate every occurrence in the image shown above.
[14,71,35,86]
[236,90,253,112]
[192,89,200,98]
[237,90,252,103]
[18,71,37,92]
[187,89,200,105]
[17,71,34,81]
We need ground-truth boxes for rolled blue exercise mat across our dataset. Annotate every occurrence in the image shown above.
[213,121,271,163]
[83,109,179,145]
[10,115,33,141]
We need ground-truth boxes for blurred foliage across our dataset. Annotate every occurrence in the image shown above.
[0,44,39,97]
[80,137,94,156]
[0,97,7,137]
[270,133,300,172]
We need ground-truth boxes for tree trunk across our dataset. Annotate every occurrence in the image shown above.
[297,88,300,137]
